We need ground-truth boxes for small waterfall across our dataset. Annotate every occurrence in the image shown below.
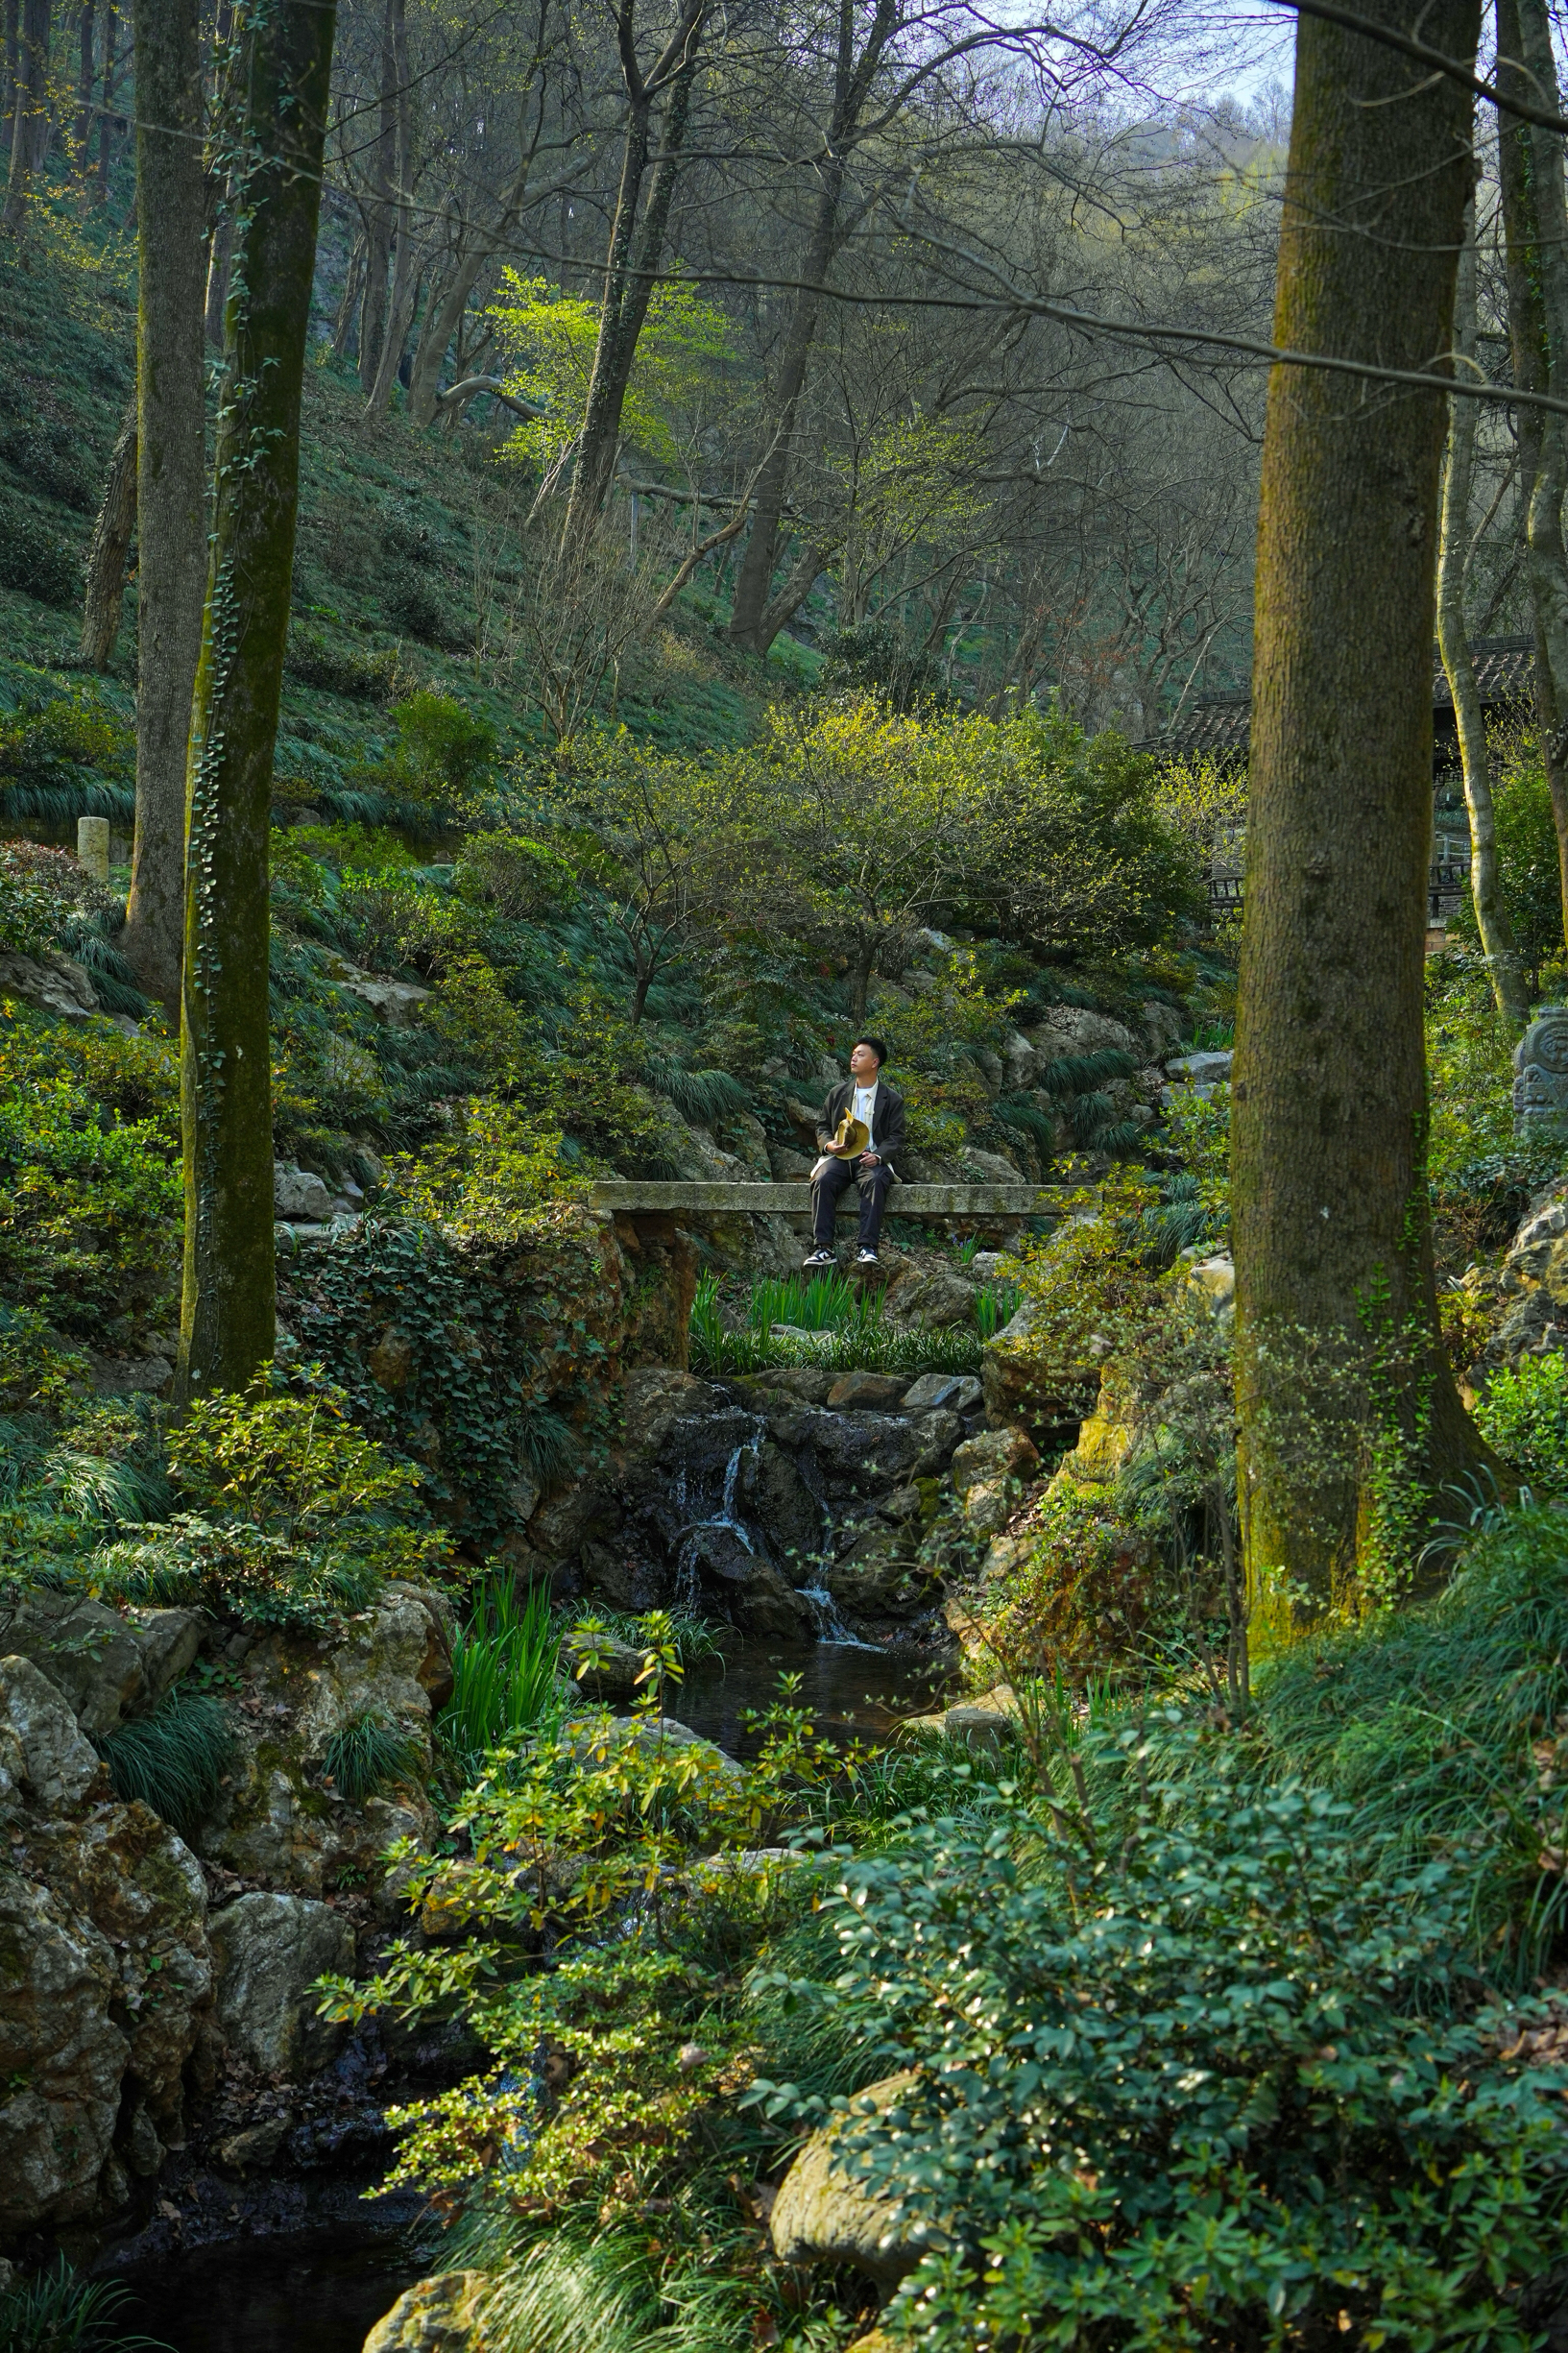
[672,1435,760,1612]
[794,1578,882,1650]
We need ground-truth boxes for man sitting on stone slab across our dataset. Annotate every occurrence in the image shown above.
[805,1036,905,1269]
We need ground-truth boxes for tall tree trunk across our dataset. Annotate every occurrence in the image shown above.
[725,180,839,655]
[4,0,17,148]
[365,0,414,414]
[1498,0,1568,951]
[92,0,111,202]
[330,227,366,362]
[405,154,538,427]
[176,0,337,1406]
[563,50,699,544]
[3,0,52,230]
[202,0,235,345]
[125,0,205,1008]
[726,0,897,656]
[73,0,91,161]
[357,0,398,398]
[1232,0,1489,1631]
[78,397,135,667]
[1437,207,1530,1029]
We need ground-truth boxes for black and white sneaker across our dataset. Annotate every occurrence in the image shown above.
[803,1249,835,1269]
[856,1248,880,1266]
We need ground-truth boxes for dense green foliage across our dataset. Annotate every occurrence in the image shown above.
[92,1372,460,1628]
[751,1734,1568,2353]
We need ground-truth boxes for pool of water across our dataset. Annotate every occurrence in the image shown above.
[114,2223,425,2353]
[669,1637,954,1757]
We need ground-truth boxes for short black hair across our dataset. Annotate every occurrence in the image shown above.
[853,1035,889,1068]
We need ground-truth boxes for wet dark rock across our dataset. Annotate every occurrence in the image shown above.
[826,1371,908,1410]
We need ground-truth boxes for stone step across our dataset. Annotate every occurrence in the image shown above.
[588,1180,1090,1216]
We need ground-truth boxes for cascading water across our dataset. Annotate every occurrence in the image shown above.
[672,1434,760,1612]
[793,1579,882,1650]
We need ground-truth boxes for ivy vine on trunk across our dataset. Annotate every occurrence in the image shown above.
[176,0,339,1407]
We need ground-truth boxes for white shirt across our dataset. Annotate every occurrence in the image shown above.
[853,1082,878,1137]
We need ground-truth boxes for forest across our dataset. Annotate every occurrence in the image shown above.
[11,0,1568,2348]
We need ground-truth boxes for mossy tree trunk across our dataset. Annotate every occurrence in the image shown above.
[175,0,338,1407]
[1436,204,1529,1031]
[78,398,136,669]
[124,0,206,1008]
[1232,0,1491,1632]
[1498,0,1568,957]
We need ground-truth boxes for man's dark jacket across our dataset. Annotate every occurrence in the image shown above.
[816,1077,905,1169]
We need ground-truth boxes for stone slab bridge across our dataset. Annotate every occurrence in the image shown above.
[588,1180,1091,1229]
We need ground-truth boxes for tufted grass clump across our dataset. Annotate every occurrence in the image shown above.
[97,1688,236,1841]
[0,2255,168,2351]
[1252,1505,1568,1974]
[688,1271,983,1378]
[322,1708,423,1805]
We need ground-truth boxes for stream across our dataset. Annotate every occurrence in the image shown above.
[669,1633,954,1756]
[113,2212,427,2353]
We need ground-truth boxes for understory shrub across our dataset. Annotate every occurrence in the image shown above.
[1472,1351,1568,1491]
[0,1008,180,1343]
[0,2255,163,2353]
[748,1730,1568,2353]
[97,1688,235,1838]
[0,500,82,607]
[92,1371,459,1629]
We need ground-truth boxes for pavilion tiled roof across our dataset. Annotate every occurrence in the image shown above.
[1147,635,1535,765]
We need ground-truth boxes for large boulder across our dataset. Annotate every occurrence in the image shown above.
[195,1589,446,1897]
[362,2272,487,2353]
[0,947,100,1021]
[880,1257,980,1331]
[208,1891,355,2078]
[951,1425,1041,1537]
[0,1660,214,2231]
[1472,1189,1568,1376]
[0,1594,203,1737]
[0,1869,127,2230]
[771,2071,935,2289]
[30,1799,212,2128]
[0,1656,103,1809]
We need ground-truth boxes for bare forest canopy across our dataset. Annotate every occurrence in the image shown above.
[1,0,1292,732]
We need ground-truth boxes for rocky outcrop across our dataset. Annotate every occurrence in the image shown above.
[0,1591,203,1737]
[1470,1188,1568,1379]
[950,1426,1041,1538]
[518,1363,977,1641]
[981,1291,1095,1439]
[0,1658,214,2235]
[208,1893,355,2078]
[771,2071,934,2289]
[0,946,100,1021]
[196,1587,448,1899]
[363,2271,487,2353]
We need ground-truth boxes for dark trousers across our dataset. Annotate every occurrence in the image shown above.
[811,1156,894,1251]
